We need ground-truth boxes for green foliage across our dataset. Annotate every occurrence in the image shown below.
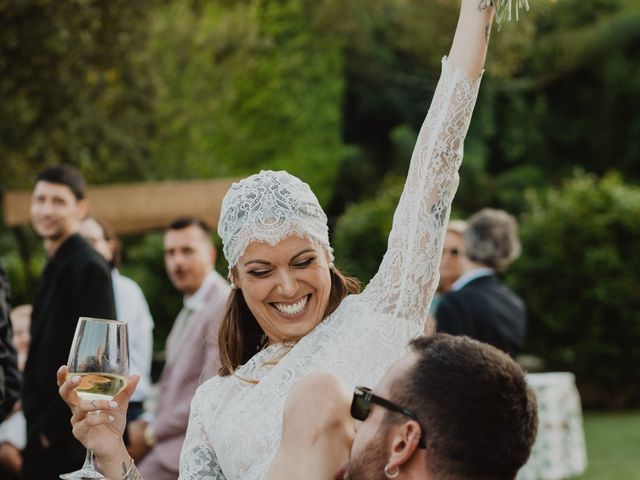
[508,172,640,405]
[333,178,403,285]
[0,226,44,307]
[147,0,348,204]
[0,0,158,188]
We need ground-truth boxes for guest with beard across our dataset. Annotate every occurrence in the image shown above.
[266,334,538,480]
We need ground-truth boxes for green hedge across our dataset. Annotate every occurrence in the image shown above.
[332,178,403,285]
[508,172,640,406]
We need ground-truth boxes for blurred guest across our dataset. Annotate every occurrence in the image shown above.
[436,208,526,356]
[8,305,30,372]
[0,305,31,478]
[0,264,20,423]
[426,220,467,334]
[438,220,467,293]
[80,216,154,422]
[126,217,230,480]
[23,165,115,479]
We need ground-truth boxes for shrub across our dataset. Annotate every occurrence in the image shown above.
[508,171,640,407]
[332,178,403,286]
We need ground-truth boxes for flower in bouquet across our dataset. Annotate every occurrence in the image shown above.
[480,0,530,30]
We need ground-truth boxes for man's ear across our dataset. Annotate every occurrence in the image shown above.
[386,420,422,471]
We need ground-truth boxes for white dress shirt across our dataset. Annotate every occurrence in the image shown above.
[451,267,495,292]
[112,270,154,402]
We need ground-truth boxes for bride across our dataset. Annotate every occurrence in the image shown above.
[59,1,497,478]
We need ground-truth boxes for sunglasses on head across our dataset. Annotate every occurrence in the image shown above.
[351,386,426,449]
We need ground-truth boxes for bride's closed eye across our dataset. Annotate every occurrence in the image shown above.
[292,257,315,268]
[248,268,273,278]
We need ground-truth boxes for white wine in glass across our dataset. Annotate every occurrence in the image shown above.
[60,317,129,480]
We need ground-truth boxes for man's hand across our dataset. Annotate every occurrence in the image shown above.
[127,420,152,461]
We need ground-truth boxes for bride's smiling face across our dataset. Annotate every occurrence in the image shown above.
[235,236,332,344]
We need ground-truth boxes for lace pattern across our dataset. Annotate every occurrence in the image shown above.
[217,170,333,268]
[179,57,483,480]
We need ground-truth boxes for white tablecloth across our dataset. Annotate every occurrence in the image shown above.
[518,372,587,480]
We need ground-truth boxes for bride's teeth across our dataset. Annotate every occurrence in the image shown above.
[274,296,308,316]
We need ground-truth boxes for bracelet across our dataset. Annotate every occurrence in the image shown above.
[122,457,136,480]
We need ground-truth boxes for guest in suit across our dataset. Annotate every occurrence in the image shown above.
[127,217,230,480]
[23,165,116,479]
[426,220,468,335]
[435,208,526,357]
[438,220,468,294]
[80,216,154,422]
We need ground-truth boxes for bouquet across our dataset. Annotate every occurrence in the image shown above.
[481,0,530,30]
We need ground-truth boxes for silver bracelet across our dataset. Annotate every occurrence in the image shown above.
[122,457,136,480]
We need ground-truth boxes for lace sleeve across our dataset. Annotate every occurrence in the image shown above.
[179,391,227,480]
[362,57,483,326]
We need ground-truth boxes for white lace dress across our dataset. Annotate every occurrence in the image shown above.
[179,58,483,480]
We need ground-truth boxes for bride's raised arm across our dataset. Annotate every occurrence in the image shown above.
[362,1,494,324]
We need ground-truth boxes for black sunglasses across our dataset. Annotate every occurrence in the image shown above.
[351,386,426,449]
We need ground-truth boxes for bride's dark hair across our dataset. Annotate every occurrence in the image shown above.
[218,266,360,376]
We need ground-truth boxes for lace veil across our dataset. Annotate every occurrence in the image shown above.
[217,170,334,269]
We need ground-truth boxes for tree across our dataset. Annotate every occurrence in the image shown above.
[147,0,349,204]
[0,0,158,189]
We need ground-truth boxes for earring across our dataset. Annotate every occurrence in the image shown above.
[384,464,400,479]
[230,281,237,290]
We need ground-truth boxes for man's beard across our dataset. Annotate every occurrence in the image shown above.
[44,229,65,241]
[344,431,389,480]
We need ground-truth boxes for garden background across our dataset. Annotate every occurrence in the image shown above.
[1,1,639,477]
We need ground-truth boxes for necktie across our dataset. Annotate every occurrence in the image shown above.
[167,305,193,363]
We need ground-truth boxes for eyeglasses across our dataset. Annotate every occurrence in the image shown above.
[351,386,426,449]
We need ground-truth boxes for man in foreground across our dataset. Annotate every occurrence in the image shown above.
[267,334,538,480]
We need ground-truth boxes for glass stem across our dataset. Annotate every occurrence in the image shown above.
[82,449,95,469]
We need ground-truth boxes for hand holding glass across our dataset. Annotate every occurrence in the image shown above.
[60,317,129,480]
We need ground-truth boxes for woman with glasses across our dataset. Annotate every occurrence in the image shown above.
[59,2,501,479]
[438,220,468,294]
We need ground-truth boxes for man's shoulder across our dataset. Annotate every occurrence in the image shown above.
[438,282,488,316]
[49,236,108,280]
[200,272,231,306]
[64,235,108,267]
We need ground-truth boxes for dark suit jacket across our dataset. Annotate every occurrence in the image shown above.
[23,234,115,461]
[0,263,21,421]
[435,274,526,357]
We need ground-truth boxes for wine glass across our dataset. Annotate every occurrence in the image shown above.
[60,317,129,480]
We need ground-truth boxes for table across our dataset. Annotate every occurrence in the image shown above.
[518,372,588,480]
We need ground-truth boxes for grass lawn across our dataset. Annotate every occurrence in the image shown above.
[576,410,640,480]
